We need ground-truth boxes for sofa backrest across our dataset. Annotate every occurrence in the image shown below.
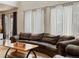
[19,32,31,40]
[19,33,75,45]
[42,35,60,45]
[30,34,42,41]
[57,35,75,43]
[30,33,50,41]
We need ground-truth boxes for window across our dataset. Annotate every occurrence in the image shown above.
[25,10,32,33]
[72,3,79,37]
[24,2,79,37]
[50,5,63,35]
[5,13,13,38]
[50,4,73,35]
[63,5,73,35]
[24,8,44,34]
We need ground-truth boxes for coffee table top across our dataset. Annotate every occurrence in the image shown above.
[4,42,38,52]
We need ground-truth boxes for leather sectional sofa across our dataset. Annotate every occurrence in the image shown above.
[56,39,79,58]
[10,33,75,57]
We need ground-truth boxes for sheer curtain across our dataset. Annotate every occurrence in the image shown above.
[50,4,73,35]
[72,2,79,38]
[4,13,14,38]
[25,10,32,33]
[56,6,63,35]
[50,5,63,35]
[24,2,79,37]
[63,4,73,35]
[33,9,44,34]
[9,14,13,37]
[25,9,44,34]
[5,14,10,38]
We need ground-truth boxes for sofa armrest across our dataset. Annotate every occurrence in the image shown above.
[65,44,79,57]
[56,39,79,56]
[57,39,79,48]
[10,35,19,43]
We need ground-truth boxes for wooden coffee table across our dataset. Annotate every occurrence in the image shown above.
[3,42,38,58]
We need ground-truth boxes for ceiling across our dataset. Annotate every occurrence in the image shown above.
[0,4,15,11]
[0,1,73,12]
[0,1,18,12]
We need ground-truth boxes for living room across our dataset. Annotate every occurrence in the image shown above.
[0,0,78,58]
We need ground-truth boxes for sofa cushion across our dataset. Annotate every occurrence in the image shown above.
[57,36,75,43]
[30,34,42,41]
[65,44,79,57]
[42,35,60,45]
[46,35,60,38]
[38,33,50,38]
[30,33,50,41]
[19,32,31,40]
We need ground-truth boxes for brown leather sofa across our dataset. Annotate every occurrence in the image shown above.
[65,44,79,58]
[57,39,79,56]
[54,39,79,58]
[10,33,75,57]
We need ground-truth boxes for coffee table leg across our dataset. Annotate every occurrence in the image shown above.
[5,48,11,58]
[32,50,37,58]
[26,49,37,58]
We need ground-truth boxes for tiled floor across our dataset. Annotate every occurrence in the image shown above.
[0,46,50,58]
